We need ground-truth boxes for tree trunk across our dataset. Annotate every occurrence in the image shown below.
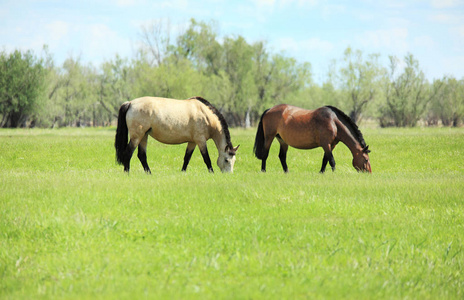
[245,107,251,128]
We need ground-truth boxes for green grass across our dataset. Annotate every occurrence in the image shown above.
[1,127,463,299]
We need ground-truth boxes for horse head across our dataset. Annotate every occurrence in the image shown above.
[353,145,372,173]
[217,145,240,173]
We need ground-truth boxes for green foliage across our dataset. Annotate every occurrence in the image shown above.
[380,54,439,127]
[169,19,312,126]
[176,18,223,75]
[98,55,134,119]
[336,47,385,123]
[0,49,46,127]
[1,21,464,128]
[59,58,96,126]
[1,127,463,298]
[428,77,464,126]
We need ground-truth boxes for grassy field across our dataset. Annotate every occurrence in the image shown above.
[1,127,463,299]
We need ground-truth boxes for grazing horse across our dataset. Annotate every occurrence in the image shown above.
[115,96,239,173]
[254,104,371,173]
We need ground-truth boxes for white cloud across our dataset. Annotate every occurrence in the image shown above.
[280,0,318,7]
[413,35,435,48]
[275,37,334,55]
[25,21,134,64]
[254,0,276,7]
[45,21,70,46]
[158,0,189,9]
[384,1,407,9]
[387,17,412,28]
[301,38,334,52]
[431,0,464,8]
[84,24,132,62]
[252,0,318,9]
[356,28,409,53]
[116,0,145,6]
[117,0,135,6]
[450,25,464,51]
[454,25,464,37]
[441,55,464,78]
[353,9,375,22]
[321,4,346,19]
[430,13,463,24]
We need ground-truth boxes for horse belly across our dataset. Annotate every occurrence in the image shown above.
[150,130,191,144]
[280,132,320,149]
[149,120,195,144]
[278,121,321,149]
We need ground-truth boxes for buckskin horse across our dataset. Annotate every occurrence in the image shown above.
[254,104,371,173]
[115,96,239,173]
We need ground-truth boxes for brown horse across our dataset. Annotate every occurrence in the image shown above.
[254,104,371,173]
[115,96,239,173]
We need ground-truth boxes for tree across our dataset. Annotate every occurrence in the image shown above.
[50,57,97,127]
[176,19,223,75]
[337,47,384,123]
[98,55,134,121]
[252,41,272,106]
[380,53,440,127]
[36,47,64,128]
[134,19,315,127]
[428,77,464,126]
[268,54,311,104]
[221,36,256,126]
[139,19,172,67]
[0,49,46,127]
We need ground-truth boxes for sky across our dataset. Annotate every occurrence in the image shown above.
[1,0,464,82]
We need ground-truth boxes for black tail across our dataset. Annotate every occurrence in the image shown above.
[253,108,270,160]
[115,102,131,165]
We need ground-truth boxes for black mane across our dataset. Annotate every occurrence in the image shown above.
[190,97,233,148]
[325,106,367,148]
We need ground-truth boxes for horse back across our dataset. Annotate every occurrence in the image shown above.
[126,97,213,144]
[264,105,336,149]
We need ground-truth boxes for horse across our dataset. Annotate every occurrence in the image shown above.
[253,104,371,173]
[115,96,239,173]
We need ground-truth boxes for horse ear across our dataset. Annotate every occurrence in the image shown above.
[226,144,239,155]
[363,145,371,154]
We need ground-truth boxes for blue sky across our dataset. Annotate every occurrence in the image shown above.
[1,0,463,82]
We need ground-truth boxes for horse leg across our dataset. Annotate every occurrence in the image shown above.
[261,135,275,172]
[329,152,336,171]
[328,142,338,171]
[182,142,196,172]
[320,153,329,173]
[261,153,268,172]
[124,125,146,173]
[198,143,214,173]
[123,140,137,173]
[320,142,336,173]
[137,133,151,174]
[320,150,336,173]
[277,137,289,173]
[320,152,335,173]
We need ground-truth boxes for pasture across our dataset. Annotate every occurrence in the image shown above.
[1,127,463,299]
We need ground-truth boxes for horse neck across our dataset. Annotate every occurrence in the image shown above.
[211,129,228,155]
[336,120,364,156]
[196,100,230,155]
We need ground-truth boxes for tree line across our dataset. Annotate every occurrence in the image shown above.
[1,19,463,128]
